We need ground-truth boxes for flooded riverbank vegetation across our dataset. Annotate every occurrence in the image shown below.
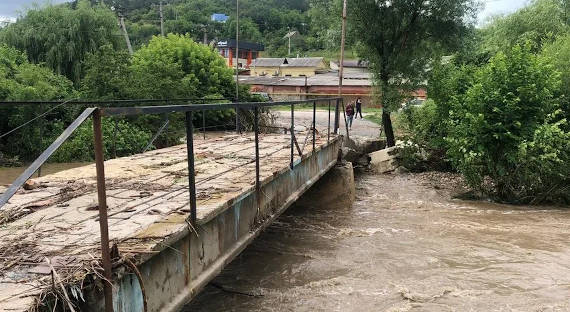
[398,0,570,205]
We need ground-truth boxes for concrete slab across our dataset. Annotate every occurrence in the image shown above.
[0,131,339,311]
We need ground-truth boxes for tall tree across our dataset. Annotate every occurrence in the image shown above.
[480,0,569,55]
[350,0,477,146]
[0,0,121,84]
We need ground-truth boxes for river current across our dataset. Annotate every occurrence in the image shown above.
[186,171,570,311]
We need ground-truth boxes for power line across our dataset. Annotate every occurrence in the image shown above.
[0,98,78,140]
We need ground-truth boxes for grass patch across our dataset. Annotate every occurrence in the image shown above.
[364,111,408,138]
[364,112,383,125]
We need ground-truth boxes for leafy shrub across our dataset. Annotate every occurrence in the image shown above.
[446,43,568,203]
[52,118,152,162]
[0,45,76,161]
[399,103,454,172]
[399,62,476,172]
[515,115,570,204]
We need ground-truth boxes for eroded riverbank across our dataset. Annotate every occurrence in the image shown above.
[186,171,570,311]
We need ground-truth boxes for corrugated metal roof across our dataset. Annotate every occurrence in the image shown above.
[251,58,285,67]
[284,57,324,67]
[238,72,372,87]
[251,57,325,68]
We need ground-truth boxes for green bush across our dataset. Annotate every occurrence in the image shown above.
[515,115,570,204]
[0,45,76,161]
[52,118,152,162]
[399,62,476,172]
[446,43,568,203]
[399,100,452,172]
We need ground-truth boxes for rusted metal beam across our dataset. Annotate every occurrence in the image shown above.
[292,132,303,157]
[342,99,350,139]
[312,101,316,152]
[254,107,260,209]
[93,109,114,312]
[99,98,341,117]
[328,99,331,143]
[290,103,294,169]
[185,112,197,227]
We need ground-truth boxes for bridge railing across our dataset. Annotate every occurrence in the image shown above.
[0,97,346,312]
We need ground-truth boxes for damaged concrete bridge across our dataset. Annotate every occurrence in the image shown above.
[0,98,347,311]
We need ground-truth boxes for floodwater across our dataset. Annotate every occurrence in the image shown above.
[0,162,90,186]
[185,172,570,312]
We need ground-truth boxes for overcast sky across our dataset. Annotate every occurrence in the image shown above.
[1,0,530,23]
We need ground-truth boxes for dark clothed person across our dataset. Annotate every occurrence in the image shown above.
[355,98,363,118]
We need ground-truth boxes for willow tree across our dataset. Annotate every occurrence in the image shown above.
[0,0,121,84]
[350,0,477,147]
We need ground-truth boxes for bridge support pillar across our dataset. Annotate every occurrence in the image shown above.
[296,161,355,209]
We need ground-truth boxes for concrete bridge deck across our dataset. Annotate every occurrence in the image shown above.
[0,130,342,311]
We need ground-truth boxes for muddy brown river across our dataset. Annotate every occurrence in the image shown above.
[0,162,90,186]
[185,171,570,311]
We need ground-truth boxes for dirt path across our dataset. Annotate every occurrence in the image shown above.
[273,110,382,138]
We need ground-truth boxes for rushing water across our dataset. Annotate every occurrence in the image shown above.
[0,162,91,186]
[187,172,570,311]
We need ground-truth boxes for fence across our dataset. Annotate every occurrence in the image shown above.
[0,97,346,312]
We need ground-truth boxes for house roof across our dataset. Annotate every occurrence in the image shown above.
[283,57,324,67]
[238,72,372,87]
[251,58,286,67]
[251,57,325,68]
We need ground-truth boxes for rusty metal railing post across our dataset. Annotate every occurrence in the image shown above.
[185,112,197,227]
[342,98,350,140]
[327,99,331,143]
[202,110,206,140]
[312,100,316,152]
[235,105,240,134]
[93,109,114,312]
[254,106,260,202]
[334,98,340,134]
[290,102,294,169]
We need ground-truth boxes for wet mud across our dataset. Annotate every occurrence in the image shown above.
[186,172,570,311]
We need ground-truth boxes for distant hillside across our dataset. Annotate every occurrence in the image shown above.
[103,0,349,56]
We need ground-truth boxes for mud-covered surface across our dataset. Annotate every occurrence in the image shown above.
[0,131,333,311]
[187,172,570,312]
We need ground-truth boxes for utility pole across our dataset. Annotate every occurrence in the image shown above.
[119,15,134,55]
[159,0,165,37]
[336,0,347,134]
[338,0,347,98]
[288,27,291,55]
[235,0,240,131]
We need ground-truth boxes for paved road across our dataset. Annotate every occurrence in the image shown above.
[273,110,382,138]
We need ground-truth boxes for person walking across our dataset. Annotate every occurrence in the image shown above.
[355,97,363,119]
[346,101,355,129]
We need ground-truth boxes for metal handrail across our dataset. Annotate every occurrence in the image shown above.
[99,98,342,116]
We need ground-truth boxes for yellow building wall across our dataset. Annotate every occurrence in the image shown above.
[280,67,318,77]
[251,66,281,76]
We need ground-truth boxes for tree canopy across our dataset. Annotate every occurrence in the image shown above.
[0,0,121,84]
[350,0,477,146]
